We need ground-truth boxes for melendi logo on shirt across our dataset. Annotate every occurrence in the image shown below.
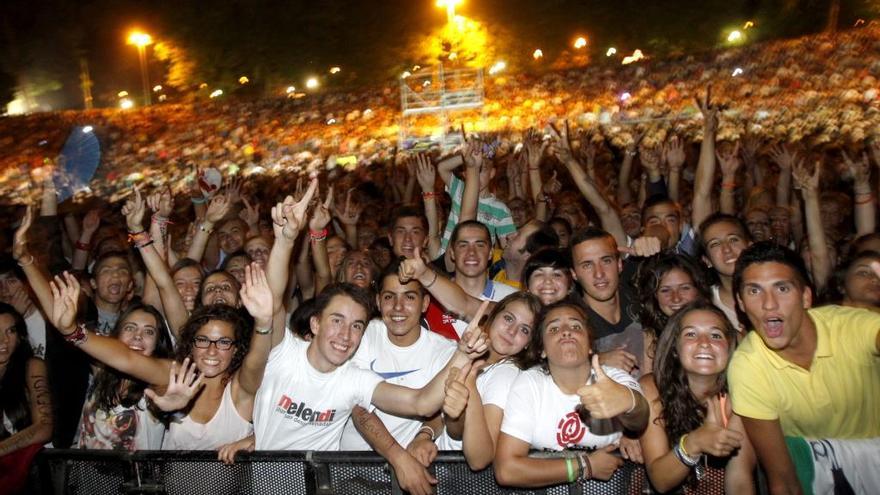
[276,394,336,424]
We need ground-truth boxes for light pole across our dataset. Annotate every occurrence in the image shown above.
[127,31,153,106]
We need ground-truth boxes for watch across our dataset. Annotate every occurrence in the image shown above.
[254,325,272,335]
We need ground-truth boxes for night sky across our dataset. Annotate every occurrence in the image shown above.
[0,0,869,110]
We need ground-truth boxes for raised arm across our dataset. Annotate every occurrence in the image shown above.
[334,188,362,249]
[47,271,171,387]
[843,151,876,237]
[692,85,720,229]
[793,160,831,293]
[72,209,101,271]
[399,246,491,321]
[234,264,276,398]
[12,206,54,314]
[123,188,189,337]
[415,154,442,259]
[550,120,627,247]
[769,144,795,208]
[717,142,742,215]
[617,130,645,207]
[309,188,335,294]
[460,140,482,223]
[186,194,231,263]
[267,178,318,348]
[664,136,686,203]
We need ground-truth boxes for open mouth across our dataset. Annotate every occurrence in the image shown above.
[764,317,784,338]
[330,342,350,353]
[693,352,715,361]
[108,283,122,296]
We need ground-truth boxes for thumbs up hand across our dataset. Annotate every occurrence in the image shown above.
[685,396,743,457]
[443,362,473,419]
[577,354,635,419]
[398,246,429,284]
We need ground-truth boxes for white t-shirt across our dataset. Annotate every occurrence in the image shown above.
[436,359,520,451]
[711,285,743,333]
[500,366,642,451]
[340,320,456,450]
[253,330,384,451]
[449,281,519,338]
[24,310,46,359]
[161,381,253,450]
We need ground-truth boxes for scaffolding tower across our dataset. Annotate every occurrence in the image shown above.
[399,64,484,150]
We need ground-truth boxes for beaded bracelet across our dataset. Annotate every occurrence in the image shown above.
[422,191,437,200]
[309,228,329,242]
[63,323,89,347]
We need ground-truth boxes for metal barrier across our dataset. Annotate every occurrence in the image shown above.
[34,449,667,495]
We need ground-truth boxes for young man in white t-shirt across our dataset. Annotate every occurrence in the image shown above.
[252,283,487,452]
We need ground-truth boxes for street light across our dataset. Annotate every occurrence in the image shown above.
[127,30,153,106]
[436,0,462,24]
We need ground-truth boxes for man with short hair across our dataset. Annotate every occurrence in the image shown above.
[490,220,558,289]
[569,228,646,376]
[89,251,134,335]
[729,242,880,494]
[425,220,517,340]
[388,207,429,259]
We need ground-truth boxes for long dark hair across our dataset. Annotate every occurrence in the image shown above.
[652,301,737,445]
[91,304,173,412]
[175,304,253,384]
[515,301,593,373]
[636,253,711,339]
[485,292,541,362]
[0,303,34,434]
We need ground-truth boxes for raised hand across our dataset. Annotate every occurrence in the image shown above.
[548,120,577,165]
[768,143,798,171]
[716,141,742,178]
[48,271,81,333]
[524,128,549,170]
[457,300,490,360]
[686,396,743,457]
[309,186,333,231]
[204,194,231,225]
[144,357,204,412]
[280,177,319,238]
[462,140,484,172]
[577,354,635,419]
[335,188,362,227]
[841,150,871,190]
[239,263,274,325]
[792,159,821,197]
[398,246,430,283]
[414,154,436,193]
[639,145,662,176]
[618,236,662,259]
[121,186,147,232]
[81,208,101,237]
[239,196,260,227]
[740,131,761,164]
[12,205,35,261]
[225,175,243,205]
[663,135,686,172]
[147,187,174,218]
[542,170,562,195]
[870,141,880,170]
[695,84,719,132]
[443,361,472,419]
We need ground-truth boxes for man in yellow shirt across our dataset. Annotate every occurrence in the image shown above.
[729,242,880,494]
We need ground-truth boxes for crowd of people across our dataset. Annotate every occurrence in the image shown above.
[0,23,879,495]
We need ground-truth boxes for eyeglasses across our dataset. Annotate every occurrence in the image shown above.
[192,336,237,350]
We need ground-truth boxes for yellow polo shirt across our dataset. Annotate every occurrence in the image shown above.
[728,305,880,439]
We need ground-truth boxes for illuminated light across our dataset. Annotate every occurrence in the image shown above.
[620,92,631,101]
[621,49,645,65]
[158,94,167,102]
[327,118,336,125]
[732,67,744,77]
[239,76,250,84]
[533,49,544,60]
[488,61,507,75]
[199,83,208,89]
[286,86,296,94]
[329,66,341,74]
[448,52,458,60]
[412,65,421,71]
[305,77,319,89]
[401,71,411,79]
[743,21,755,29]
[120,98,134,109]
[423,80,431,87]
[574,37,587,49]
[855,19,866,27]
[606,47,617,56]
[127,31,153,47]
[364,108,372,115]
[82,126,94,133]
[152,85,162,92]
[727,30,743,43]
[117,90,129,98]
[436,0,463,24]
[209,89,223,98]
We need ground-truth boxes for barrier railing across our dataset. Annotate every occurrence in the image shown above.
[35,449,668,495]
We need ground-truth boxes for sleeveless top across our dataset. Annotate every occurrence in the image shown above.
[161,381,253,450]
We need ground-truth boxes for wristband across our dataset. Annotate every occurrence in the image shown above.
[579,452,592,481]
[254,325,272,335]
[16,254,35,267]
[135,239,155,250]
[423,270,439,289]
[198,223,214,234]
[678,434,700,464]
[309,228,329,242]
[75,240,92,251]
[855,194,875,205]
[565,457,576,483]
[417,425,436,441]
[63,323,89,347]
[128,229,146,236]
[721,182,736,189]
[191,196,207,205]
[421,191,437,200]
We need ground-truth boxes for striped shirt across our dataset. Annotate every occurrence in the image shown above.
[440,174,517,251]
